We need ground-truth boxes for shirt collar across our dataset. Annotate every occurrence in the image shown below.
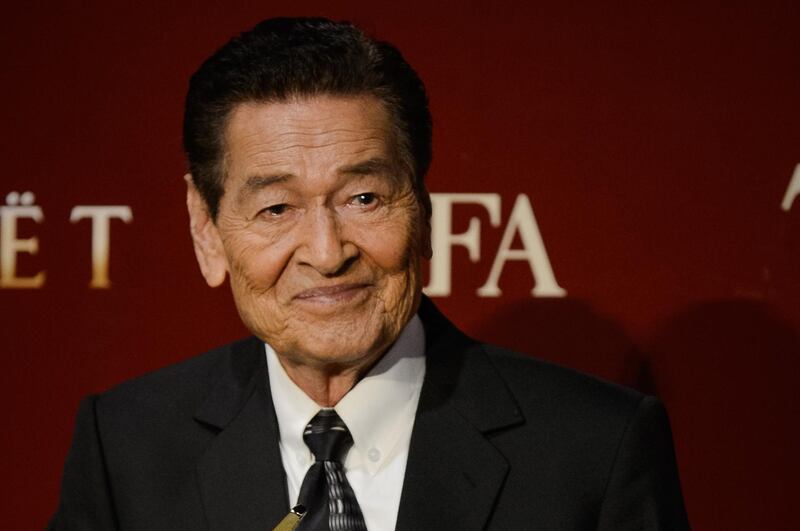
[266,314,426,476]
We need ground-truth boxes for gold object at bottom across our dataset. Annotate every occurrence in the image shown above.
[273,505,307,531]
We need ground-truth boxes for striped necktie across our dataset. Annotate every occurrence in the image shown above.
[296,409,368,531]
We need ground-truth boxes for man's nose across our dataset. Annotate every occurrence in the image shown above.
[295,207,358,275]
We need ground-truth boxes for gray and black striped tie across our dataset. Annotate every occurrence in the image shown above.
[296,409,368,531]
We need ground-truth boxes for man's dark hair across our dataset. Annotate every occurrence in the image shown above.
[183,17,432,219]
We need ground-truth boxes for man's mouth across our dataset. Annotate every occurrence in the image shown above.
[293,283,372,304]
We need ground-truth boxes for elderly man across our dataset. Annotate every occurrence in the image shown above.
[50,17,690,531]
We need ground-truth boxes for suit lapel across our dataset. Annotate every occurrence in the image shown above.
[396,299,524,531]
[194,338,289,531]
[395,386,512,531]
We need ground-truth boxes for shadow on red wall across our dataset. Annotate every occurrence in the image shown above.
[473,297,800,530]
[472,298,656,392]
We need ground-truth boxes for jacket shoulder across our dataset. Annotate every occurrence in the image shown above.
[481,343,646,426]
[474,344,689,530]
[95,336,262,417]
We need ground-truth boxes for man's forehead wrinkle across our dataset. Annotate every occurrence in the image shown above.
[252,137,389,155]
[232,140,394,180]
[268,127,392,151]
[274,125,391,137]
[232,124,390,158]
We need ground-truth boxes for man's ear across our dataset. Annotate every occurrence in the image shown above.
[185,174,228,287]
[418,186,433,260]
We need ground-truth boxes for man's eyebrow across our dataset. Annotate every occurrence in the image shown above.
[238,173,292,202]
[337,158,396,176]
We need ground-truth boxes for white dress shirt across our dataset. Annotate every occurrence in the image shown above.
[266,315,426,531]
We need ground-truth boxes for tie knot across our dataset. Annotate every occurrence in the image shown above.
[303,409,353,462]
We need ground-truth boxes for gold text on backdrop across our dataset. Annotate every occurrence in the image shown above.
[781,164,800,212]
[425,193,566,298]
[0,192,132,289]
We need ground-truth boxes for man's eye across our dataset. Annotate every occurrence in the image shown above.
[351,193,376,206]
[260,204,288,216]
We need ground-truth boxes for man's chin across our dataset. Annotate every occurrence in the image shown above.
[274,333,390,372]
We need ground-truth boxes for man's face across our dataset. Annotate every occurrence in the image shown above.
[187,95,430,371]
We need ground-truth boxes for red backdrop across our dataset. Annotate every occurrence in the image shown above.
[2,2,799,529]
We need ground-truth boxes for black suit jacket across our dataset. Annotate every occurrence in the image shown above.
[50,299,690,530]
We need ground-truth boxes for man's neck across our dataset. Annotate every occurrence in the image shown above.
[276,358,373,406]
